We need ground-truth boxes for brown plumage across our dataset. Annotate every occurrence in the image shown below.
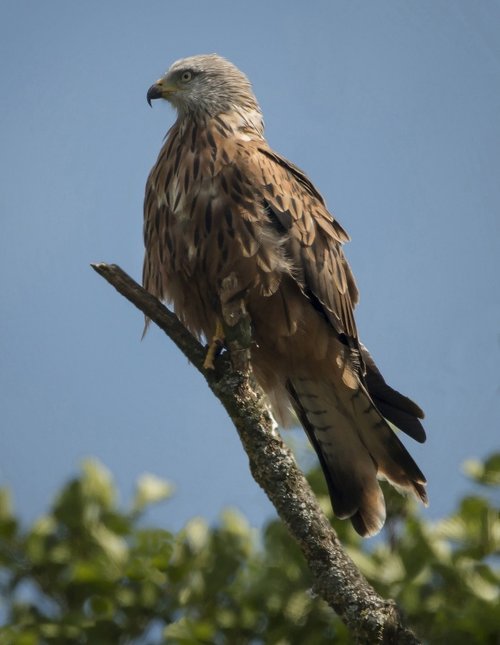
[143,54,428,537]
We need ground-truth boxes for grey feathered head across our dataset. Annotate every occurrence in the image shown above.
[147,54,262,122]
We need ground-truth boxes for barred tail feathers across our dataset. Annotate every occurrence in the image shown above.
[287,376,427,537]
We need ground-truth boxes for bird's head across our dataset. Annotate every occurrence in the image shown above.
[147,54,262,125]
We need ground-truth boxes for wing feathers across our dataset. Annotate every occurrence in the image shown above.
[254,147,359,342]
[361,343,426,443]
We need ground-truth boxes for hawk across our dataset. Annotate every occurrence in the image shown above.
[144,54,427,537]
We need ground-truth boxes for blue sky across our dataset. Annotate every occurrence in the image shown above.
[1,1,499,533]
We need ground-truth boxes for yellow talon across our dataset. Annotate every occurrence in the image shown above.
[203,319,225,370]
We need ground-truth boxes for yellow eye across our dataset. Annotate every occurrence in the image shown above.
[180,71,192,82]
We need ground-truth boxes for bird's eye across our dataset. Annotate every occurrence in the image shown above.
[180,71,192,82]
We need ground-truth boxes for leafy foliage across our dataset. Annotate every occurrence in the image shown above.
[0,455,499,644]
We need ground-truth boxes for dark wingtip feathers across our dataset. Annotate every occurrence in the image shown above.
[361,343,427,443]
[413,480,429,506]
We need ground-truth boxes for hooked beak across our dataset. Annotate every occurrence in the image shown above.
[146,78,176,107]
[147,83,163,107]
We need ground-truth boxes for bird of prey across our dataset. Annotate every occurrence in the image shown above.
[144,54,427,537]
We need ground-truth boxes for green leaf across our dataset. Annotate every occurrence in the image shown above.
[132,473,174,512]
[89,595,115,617]
[164,616,215,643]
[463,453,500,486]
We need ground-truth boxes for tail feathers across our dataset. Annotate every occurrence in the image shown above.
[361,343,426,443]
[355,393,428,506]
[287,378,386,537]
[351,505,385,538]
[287,376,427,537]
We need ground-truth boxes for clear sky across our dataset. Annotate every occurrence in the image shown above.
[1,1,499,532]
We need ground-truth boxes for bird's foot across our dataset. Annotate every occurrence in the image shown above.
[203,319,225,370]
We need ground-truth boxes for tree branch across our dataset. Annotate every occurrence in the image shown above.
[91,262,421,644]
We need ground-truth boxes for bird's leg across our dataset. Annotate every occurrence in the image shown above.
[220,274,252,373]
[203,274,252,371]
[203,318,225,370]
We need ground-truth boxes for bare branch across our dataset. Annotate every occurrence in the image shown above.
[91,262,421,644]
